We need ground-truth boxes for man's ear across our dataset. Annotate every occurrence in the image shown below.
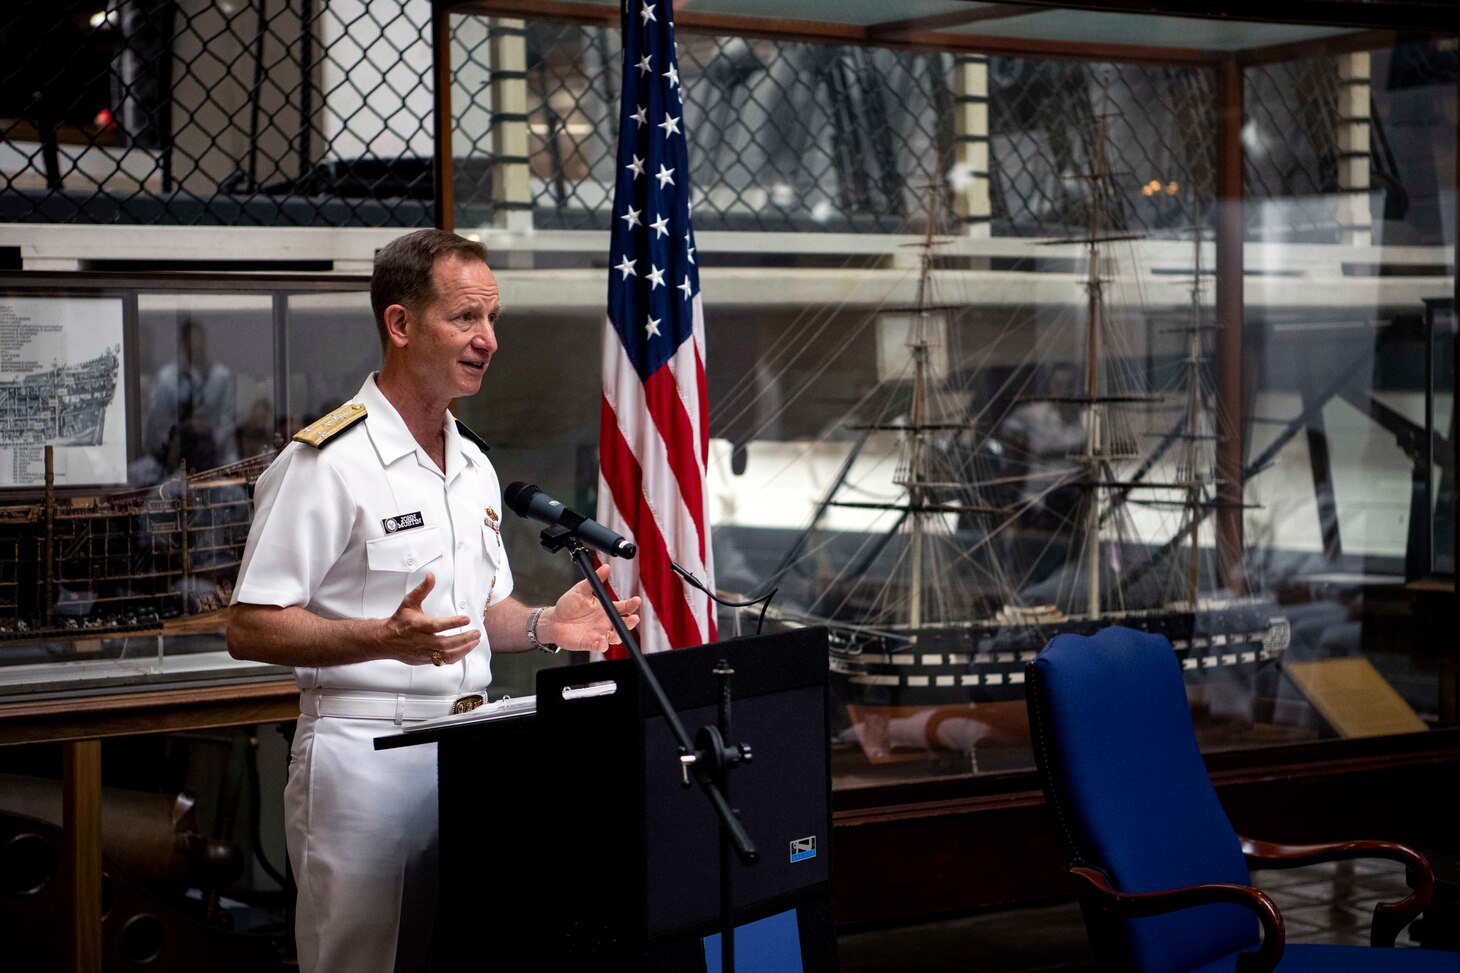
[383,304,411,349]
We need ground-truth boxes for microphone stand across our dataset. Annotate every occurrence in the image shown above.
[538,526,758,973]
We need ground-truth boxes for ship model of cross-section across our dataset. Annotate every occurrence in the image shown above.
[741,173,1291,761]
[0,449,274,641]
[0,347,121,446]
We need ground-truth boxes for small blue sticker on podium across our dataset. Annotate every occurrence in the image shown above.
[790,836,817,862]
[703,909,803,973]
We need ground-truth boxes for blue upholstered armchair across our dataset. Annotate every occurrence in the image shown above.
[1025,626,1455,973]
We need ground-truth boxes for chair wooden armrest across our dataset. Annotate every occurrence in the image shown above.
[1069,865,1285,973]
[1239,836,1435,947]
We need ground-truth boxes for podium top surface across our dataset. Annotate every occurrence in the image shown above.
[375,627,828,750]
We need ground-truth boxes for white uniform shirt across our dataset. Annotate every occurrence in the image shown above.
[232,374,512,695]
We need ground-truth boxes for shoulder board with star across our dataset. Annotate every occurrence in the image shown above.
[292,402,367,449]
[455,418,491,453]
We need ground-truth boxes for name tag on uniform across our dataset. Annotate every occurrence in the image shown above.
[382,511,425,533]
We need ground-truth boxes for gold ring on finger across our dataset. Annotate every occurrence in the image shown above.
[431,650,444,667]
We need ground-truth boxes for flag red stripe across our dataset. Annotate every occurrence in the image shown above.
[695,343,709,468]
[600,393,703,648]
[642,366,707,554]
[692,344,709,565]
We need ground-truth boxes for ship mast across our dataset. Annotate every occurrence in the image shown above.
[905,179,942,632]
[1082,88,1110,620]
[806,179,1006,632]
[1185,225,1204,608]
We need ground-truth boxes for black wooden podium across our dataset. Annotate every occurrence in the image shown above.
[379,627,838,972]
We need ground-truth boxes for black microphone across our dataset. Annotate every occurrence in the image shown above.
[503,482,637,559]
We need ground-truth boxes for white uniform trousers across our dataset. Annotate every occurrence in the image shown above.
[286,713,439,973]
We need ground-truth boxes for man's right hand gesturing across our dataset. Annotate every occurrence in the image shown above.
[382,573,481,666]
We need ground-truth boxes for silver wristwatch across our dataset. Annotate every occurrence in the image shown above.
[526,606,561,654]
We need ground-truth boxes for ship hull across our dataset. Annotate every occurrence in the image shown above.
[819,603,1290,760]
[823,601,1290,759]
[828,602,1290,707]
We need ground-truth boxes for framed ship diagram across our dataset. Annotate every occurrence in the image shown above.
[0,295,129,488]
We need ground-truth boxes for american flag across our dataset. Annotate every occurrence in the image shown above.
[598,0,715,654]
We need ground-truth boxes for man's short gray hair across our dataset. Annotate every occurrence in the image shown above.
[370,229,489,348]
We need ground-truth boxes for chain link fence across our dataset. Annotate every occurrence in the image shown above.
[986,60,1216,237]
[3,2,1432,241]
[451,22,958,234]
[451,21,1222,237]
[1,0,436,226]
[390,17,1397,241]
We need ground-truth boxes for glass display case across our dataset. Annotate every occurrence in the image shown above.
[0,276,378,699]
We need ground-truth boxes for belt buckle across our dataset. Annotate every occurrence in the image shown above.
[451,694,485,715]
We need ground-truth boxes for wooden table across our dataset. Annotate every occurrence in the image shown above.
[0,677,300,973]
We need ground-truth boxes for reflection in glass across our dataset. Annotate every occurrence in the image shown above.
[132,295,273,486]
[139,319,239,480]
[285,292,379,435]
[1429,298,1455,576]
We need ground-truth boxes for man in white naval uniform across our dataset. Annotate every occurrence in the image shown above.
[227,229,639,973]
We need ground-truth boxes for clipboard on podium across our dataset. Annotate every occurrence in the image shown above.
[378,626,838,972]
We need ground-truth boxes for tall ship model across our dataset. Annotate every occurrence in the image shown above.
[0,347,121,447]
[732,124,1291,758]
[0,449,273,641]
